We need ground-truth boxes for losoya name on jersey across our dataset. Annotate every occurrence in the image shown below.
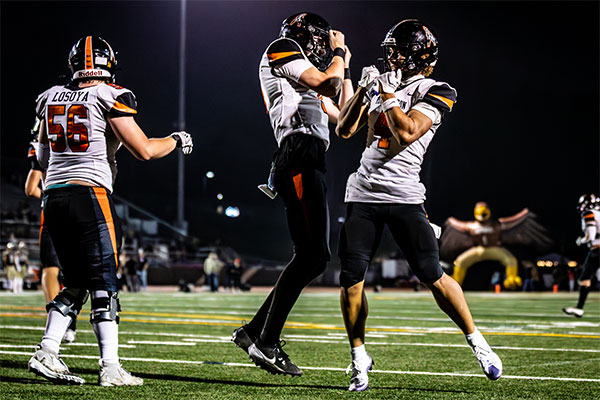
[51,91,89,103]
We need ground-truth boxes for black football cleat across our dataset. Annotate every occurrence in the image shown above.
[248,340,302,377]
[232,325,254,354]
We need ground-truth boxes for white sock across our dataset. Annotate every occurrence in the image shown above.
[92,320,119,365]
[351,344,369,362]
[91,290,119,365]
[40,310,72,353]
[465,328,490,349]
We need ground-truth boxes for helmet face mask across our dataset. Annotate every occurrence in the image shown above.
[578,194,599,211]
[68,36,117,83]
[280,12,333,71]
[381,19,439,75]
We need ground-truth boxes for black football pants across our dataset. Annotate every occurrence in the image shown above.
[338,202,443,288]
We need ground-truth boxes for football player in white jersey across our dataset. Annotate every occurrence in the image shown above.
[25,120,78,344]
[335,20,502,391]
[232,12,352,376]
[28,36,193,386]
[563,194,600,318]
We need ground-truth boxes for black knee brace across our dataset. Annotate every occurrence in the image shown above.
[90,292,121,324]
[46,288,89,318]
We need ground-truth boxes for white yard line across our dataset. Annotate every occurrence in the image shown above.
[1,350,598,382]
[126,340,196,346]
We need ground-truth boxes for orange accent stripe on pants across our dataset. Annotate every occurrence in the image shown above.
[39,209,45,247]
[293,173,303,200]
[92,187,118,266]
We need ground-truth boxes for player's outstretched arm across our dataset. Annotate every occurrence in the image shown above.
[24,170,43,199]
[335,65,378,138]
[297,30,345,97]
[108,116,192,160]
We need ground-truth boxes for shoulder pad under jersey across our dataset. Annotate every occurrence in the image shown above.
[266,38,305,68]
[421,82,457,113]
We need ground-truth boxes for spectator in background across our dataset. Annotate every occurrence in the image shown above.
[137,248,149,292]
[225,258,244,292]
[125,255,139,293]
[204,252,223,293]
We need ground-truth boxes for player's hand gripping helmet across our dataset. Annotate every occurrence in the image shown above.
[280,12,333,71]
[68,36,117,82]
[578,193,599,211]
[381,19,439,75]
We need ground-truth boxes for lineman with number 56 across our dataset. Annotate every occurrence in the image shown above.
[28,36,193,386]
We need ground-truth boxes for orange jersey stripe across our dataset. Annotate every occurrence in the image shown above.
[293,173,303,200]
[267,51,301,62]
[85,36,93,70]
[112,101,137,114]
[92,187,118,266]
[427,93,455,110]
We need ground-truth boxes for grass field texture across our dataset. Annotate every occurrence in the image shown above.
[1,289,599,399]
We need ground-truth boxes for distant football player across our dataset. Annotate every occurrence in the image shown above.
[563,194,600,317]
[232,12,352,376]
[25,120,78,343]
[335,20,502,391]
[28,36,193,386]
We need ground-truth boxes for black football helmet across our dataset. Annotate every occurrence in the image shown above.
[578,194,600,211]
[381,19,439,74]
[280,12,333,71]
[68,36,117,82]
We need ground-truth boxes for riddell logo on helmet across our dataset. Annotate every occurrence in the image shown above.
[77,70,105,77]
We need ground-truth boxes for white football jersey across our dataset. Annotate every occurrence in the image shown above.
[259,37,330,148]
[345,75,457,204]
[35,82,136,193]
[581,208,600,248]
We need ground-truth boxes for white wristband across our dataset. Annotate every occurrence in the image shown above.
[381,97,400,112]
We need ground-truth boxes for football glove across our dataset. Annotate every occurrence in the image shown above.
[377,70,402,94]
[170,131,193,155]
[358,65,379,89]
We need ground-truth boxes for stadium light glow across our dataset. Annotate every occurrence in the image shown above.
[206,171,215,179]
[568,261,577,267]
[225,206,240,218]
[217,193,224,200]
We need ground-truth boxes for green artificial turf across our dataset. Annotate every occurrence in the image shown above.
[1,289,598,399]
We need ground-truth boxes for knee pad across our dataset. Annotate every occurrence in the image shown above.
[90,292,121,324]
[339,257,370,289]
[46,288,89,318]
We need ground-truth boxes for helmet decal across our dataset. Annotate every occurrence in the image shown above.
[422,25,436,48]
[290,13,307,26]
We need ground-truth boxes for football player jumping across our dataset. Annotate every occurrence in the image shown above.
[232,12,353,376]
[563,194,600,318]
[25,120,79,344]
[28,36,193,386]
[335,20,502,391]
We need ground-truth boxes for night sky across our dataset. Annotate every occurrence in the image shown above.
[1,1,598,264]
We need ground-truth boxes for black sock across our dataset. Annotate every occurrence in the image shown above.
[68,316,77,331]
[576,286,590,309]
[244,290,275,341]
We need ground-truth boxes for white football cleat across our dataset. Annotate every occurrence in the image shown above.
[28,345,85,385]
[346,354,374,392]
[468,340,502,380]
[562,307,584,318]
[98,360,143,386]
[63,329,76,343]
